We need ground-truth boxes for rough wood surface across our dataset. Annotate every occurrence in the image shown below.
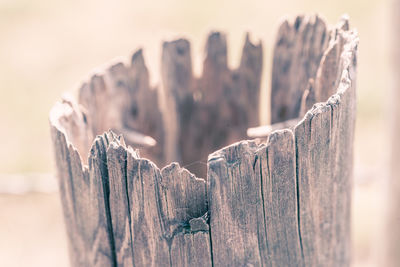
[270,15,330,123]
[159,32,262,178]
[50,15,358,267]
[107,136,133,266]
[127,156,211,266]
[208,18,357,267]
[50,111,117,266]
[79,50,164,166]
[77,33,262,179]
[50,119,212,266]
[207,141,266,266]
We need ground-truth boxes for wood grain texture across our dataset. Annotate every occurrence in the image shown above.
[271,15,329,123]
[207,131,302,266]
[160,32,263,178]
[86,133,117,266]
[294,29,357,267]
[79,49,164,166]
[259,130,303,266]
[50,104,117,266]
[50,15,358,267]
[126,148,211,266]
[50,124,86,266]
[208,140,266,266]
[75,32,262,179]
[313,16,349,104]
[51,115,212,266]
[208,18,357,267]
[107,136,134,266]
[299,79,316,117]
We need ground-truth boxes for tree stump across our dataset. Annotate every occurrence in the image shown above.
[50,14,358,267]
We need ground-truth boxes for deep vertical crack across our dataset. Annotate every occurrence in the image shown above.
[295,137,305,263]
[123,152,135,267]
[97,139,117,267]
[206,167,215,267]
[258,153,268,266]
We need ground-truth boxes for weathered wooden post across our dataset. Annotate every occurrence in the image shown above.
[50,15,358,267]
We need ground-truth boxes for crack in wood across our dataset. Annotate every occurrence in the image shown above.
[50,14,358,267]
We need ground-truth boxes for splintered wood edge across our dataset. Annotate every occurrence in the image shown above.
[298,28,358,123]
[206,23,357,267]
[49,33,263,179]
[50,114,204,183]
[215,27,357,159]
[247,17,358,140]
[50,25,357,182]
[49,15,357,266]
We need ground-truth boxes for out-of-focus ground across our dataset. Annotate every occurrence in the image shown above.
[0,0,392,266]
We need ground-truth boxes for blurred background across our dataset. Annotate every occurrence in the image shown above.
[0,0,390,266]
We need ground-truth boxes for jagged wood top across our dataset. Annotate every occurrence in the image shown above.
[207,18,358,266]
[58,31,262,179]
[50,14,358,267]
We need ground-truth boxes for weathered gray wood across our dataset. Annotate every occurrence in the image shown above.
[160,38,194,165]
[199,31,262,162]
[50,124,86,266]
[236,33,263,127]
[207,141,266,266]
[86,133,117,266]
[295,104,338,266]
[208,130,303,266]
[50,15,358,267]
[79,49,164,166]
[208,18,357,267]
[107,137,134,266]
[299,79,316,117]
[51,107,212,267]
[259,130,303,266]
[50,102,117,266]
[160,32,263,178]
[78,74,107,138]
[201,32,228,105]
[126,150,211,266]
[314,17,349,104]
[271,15,329,123]
[76,33,262,179]
[293,29,357,267]
[51,97,94,161]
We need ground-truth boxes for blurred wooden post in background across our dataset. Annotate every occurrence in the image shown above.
[386,0,400,266]
[50,15,358,267]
